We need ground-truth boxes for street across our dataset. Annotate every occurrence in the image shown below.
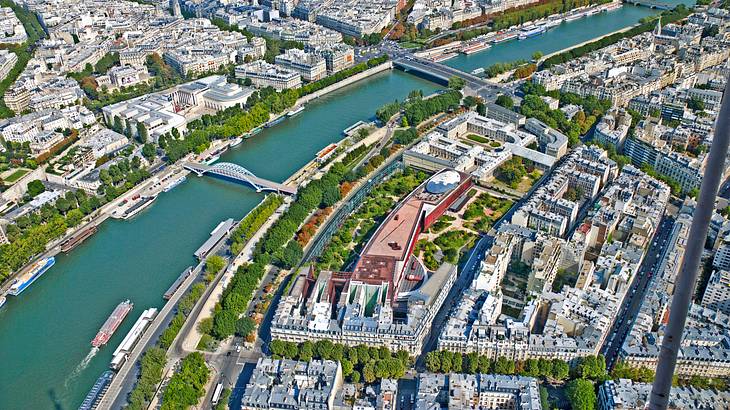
[601,216,676,369]
[416,233,494,370]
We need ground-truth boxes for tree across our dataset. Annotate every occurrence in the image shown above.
[494,356,515,374]
[448,76,466,90]
[298,341,314,361]
[26,180,45,198]
[142,143,156,160]
[124,118,133,138]
[315,340,335,360]
[136,121,148,143]
[279,240,303,269]
[566,379,597,410]
[235,317,256,337]
[212,310,237,339]
[573,356,607,381]
[321,183,341,207]
[551,359,570,381]
[440,351,452,373]
[161,352,210,410]
[425,351,441,372]
[400,115,409,127]
[495,95,514,109]
[198,317,214,335]
[532,51,544,60]
[66,208,84,227]
[341,359,354,376]
[477,102,486,116]
[687,97,705,112]
[206,255,226,276]
[463,95,478,108]
[363,361,376,383]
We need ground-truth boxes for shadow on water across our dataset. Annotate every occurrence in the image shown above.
[47,389,65,410]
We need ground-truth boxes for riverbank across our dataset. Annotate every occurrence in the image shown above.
[443,3,658,72]
[0,60,395,293]
[420,2,626,64]
[297,61,393,105]
[0,69,442,410]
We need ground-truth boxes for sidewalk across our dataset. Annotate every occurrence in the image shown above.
[180,199,289,352]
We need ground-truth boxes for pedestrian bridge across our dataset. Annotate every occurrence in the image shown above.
[182,161,298,195]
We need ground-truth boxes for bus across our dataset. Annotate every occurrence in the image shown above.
[211,382,224,406]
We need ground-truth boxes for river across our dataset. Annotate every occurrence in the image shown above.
[0,70,440,410]
[0,4,672,408]
[444,4,660,73]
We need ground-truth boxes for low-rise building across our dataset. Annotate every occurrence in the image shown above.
[593,108,632,148]
[309,43,355,74]
[271,170,471,354]
[598,379,730,410]
[701,270,730,316]
[274,48,327,82]
[235,60,302,90]
[415,373,542,409]
[0,50,17,82]
[241,358,342,410]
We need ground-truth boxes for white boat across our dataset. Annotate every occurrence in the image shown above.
[519,25,547,40]
[122,196,157,220]
[0,295,6,308]
[287,106,305,117]
[229,137,243,147]
[163,176,186,193]
[543,19,561,28]
[8,257,55,296]
[204,155,220,165]
[564,13,585,22]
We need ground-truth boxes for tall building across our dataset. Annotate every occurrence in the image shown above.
[701,270,730,315]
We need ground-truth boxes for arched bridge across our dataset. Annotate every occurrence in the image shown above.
[183,161,298,195]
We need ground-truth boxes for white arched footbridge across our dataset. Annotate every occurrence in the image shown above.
[183,161,298,195]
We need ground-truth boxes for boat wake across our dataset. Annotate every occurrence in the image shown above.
[65,347,99,389]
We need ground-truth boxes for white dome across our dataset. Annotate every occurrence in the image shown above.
[426,170,460,194]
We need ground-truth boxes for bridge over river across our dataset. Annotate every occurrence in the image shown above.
[393,56,505,101]
[183,161,298,195]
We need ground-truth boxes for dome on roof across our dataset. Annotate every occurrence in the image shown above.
[426,170,460,194]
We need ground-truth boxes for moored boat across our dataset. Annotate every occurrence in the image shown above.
[8,257,55,296]
[287,106,305,117]
[163,176,186,193]
[61,225,98,253]
[492,32,518,44]
[519,25,547,40]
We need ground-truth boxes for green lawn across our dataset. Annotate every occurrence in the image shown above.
[399,41,424,49]
[466,134,490,144]
[4,168,28,183]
